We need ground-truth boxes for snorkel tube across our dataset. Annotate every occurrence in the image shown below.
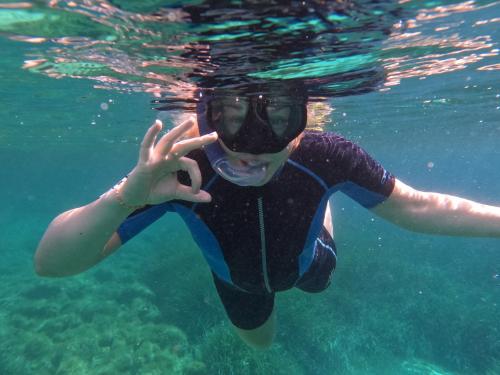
[197,93,269,186]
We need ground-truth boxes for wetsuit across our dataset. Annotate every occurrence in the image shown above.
[117,131,395,329]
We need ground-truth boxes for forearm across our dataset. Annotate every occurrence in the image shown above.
[34,189,134,277]
[373,180,500,237]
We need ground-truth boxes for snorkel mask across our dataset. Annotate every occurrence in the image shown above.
[197,89,307,186]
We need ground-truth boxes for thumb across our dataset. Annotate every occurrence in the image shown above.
[175,185,212,203]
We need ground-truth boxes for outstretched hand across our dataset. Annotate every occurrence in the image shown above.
[117,117,218,207]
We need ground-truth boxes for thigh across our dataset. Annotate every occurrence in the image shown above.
[212,274,275,330]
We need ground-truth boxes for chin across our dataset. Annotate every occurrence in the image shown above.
[248,181,268,187]
[249,173,275,186]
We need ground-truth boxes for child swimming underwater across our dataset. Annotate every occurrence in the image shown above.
[35,86,500,349]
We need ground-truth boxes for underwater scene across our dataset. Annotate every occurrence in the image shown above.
[1,1,499,374]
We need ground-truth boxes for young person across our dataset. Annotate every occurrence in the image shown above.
[35,88,500,349]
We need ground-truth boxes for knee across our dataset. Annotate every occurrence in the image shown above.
[233,311,276,349]
[247,339,274,350]
[236,328,275,349]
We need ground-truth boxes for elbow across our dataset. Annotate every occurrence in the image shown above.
[33,256,58,277]
[34,263,74,278]
[34,262,53,277]
[34,263,53,278]
[33,251,69,278]
[33,245,52,277]
[33,249,47,276]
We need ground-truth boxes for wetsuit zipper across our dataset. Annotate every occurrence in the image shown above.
[257,197,272,293]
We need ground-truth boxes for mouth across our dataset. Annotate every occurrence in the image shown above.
[230,157,269,170]
[240,159,267,167]
[214,157,269,186]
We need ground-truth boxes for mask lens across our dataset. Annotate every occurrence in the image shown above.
[209,97,248,138]
[267,98,305,139]
[206,95,306,154]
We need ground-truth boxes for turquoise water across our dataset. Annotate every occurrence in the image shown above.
[1,1,500,374]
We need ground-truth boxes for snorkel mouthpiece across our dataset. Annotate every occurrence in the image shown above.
[214,157,268,187]
[204,141,268,186]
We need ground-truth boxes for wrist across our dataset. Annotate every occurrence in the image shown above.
[111,175,145,211]
[112,186,145,211]
[101,178,145,212]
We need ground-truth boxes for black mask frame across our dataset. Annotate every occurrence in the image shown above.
[204,93,307,154]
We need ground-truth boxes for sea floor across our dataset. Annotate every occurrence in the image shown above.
[1,208,498,375]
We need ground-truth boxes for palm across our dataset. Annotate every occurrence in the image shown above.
[147,172,179,204]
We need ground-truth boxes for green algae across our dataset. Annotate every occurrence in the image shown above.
[0,212,498,374]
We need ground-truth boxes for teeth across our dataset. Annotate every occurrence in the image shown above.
[247,160,264,167]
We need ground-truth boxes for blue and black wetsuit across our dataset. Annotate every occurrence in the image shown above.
[117,131,395,329]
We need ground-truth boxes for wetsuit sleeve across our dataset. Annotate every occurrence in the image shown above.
[332,135,395,207]
[309,132,395,208]
[116,202,174,244]
[339,150,394,207]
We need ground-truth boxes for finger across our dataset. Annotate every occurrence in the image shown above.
[155,116,196,156]
[140,120,162,162]
[171,132,218,157]
[178,157,202,193]
[175,184,212,203]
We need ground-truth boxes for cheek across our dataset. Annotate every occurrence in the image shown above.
[267,154,288,171]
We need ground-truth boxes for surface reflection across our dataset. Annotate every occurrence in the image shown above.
[0,0,498,105]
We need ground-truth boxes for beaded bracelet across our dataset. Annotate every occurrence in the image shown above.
[111,177,145,210]
[112,187,144,210]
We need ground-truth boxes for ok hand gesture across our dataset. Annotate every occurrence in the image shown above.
[116,117,218,208]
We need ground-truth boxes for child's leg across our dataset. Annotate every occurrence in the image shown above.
[212,275,276,349]
[233,307,276,349]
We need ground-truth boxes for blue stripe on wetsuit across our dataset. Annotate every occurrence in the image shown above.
[117,202,173,244]
[116,201,234,286]
[172,203,233,285]
[337,180,391,208]
[288,159,390,277]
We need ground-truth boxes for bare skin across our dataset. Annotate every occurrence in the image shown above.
[35,119,500,349]
[234,308,277,349]
[35,118,218,276]
[372,179,500,237]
